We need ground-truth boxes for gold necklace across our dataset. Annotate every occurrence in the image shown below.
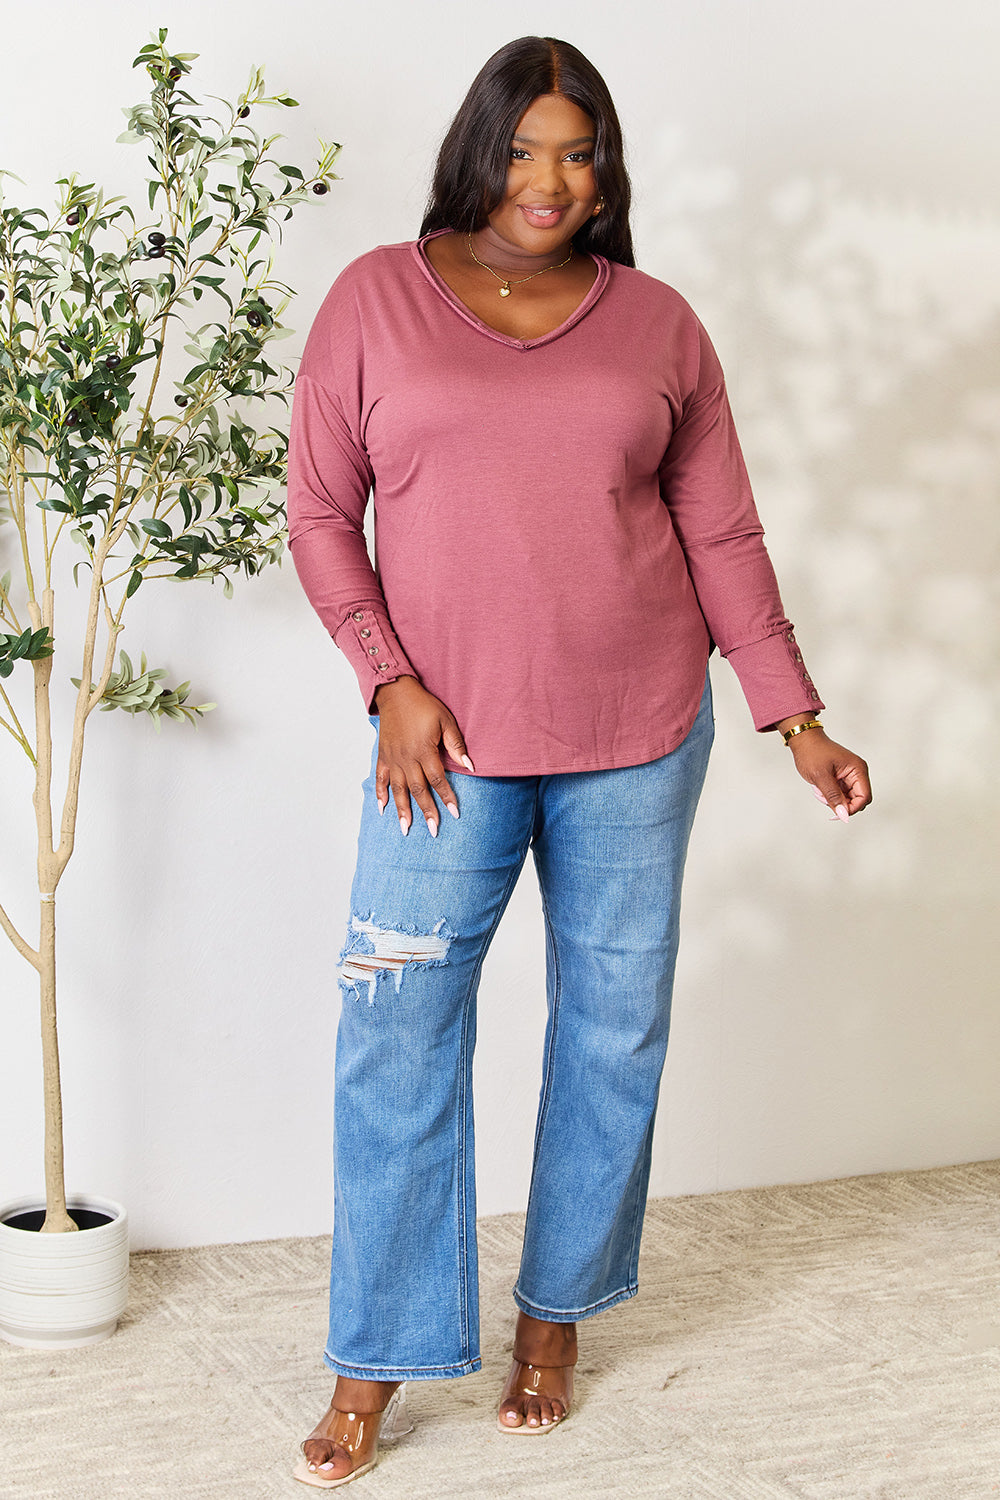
[466,233,574,297]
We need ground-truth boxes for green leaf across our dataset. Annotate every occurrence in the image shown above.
[126,568,143,598]
[140,517,172,539]
[0,625,53,668]
[229,424,251,465]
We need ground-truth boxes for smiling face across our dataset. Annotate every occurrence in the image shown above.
[483,92,600,260]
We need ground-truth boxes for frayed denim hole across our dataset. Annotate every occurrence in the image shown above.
[337,914,454,1005]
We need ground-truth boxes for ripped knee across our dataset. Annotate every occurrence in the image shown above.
[338,915,454,1003]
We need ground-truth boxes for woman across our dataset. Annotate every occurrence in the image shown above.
[286,35,871,1488]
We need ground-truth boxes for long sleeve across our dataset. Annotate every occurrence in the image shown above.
[284,237,826,775]
[286,284,418,712]
[658,346,824,731]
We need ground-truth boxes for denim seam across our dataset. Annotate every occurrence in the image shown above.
[512,1282,639,1321]
[625,1116,655,1288]
[323,1353,483,1380]
[455,856,527,1365]
[521,883,563,1227]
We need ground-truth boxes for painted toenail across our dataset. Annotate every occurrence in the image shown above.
[320,1462,335,1470]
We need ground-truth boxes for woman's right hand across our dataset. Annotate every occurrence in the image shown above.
[372,676,474,836]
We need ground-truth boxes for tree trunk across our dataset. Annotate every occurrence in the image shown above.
[29,591,77,1235]
[37,897,75,1233]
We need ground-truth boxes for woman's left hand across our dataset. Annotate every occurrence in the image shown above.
[782,727,872,821]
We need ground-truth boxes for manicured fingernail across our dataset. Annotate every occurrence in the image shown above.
[428,819,438,838]
[377,799,386,815]
[812,786,826,801]
[461,754,475,772]
[447,802,460,819]
[399,816,409,835]
[835,804,850,822]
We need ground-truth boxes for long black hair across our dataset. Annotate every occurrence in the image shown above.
[421,36,634,268]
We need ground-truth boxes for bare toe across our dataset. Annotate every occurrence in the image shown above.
[500,1399,525,1427]
[300,1439,353,1481]
[497,1352,574,1434]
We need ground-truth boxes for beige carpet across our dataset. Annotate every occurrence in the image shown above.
[3,1161,1000,1499]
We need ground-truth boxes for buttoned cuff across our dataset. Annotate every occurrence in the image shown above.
[724,627,825,731]
[332,605,419,713]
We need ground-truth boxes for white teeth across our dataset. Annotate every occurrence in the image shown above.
[527,208,557,216]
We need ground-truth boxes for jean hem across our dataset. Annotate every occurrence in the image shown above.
[512,1282,638,1321]
[323,1351,482,1380]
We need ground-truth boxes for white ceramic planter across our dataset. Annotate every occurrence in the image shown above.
[0,1194,129,1349]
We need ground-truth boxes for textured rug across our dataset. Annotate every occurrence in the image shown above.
[3,1161,1000,1499]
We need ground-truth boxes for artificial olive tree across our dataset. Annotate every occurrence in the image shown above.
[0,32,339,1231]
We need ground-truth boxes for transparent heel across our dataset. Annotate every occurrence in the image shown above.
[378,1384,414,1443]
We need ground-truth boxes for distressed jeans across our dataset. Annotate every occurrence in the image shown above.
[325,674,714,1380]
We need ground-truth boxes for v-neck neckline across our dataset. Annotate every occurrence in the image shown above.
[412,229,611,351]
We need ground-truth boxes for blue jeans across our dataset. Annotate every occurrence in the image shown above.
[325,674,714,1380]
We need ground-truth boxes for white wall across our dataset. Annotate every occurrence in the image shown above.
[1,0,998,1250]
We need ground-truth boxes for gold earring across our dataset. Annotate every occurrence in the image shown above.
[593,198,604,216]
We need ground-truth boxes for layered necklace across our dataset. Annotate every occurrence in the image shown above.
[466,233,573,297]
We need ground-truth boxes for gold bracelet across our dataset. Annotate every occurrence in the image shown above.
[782,719,823,745]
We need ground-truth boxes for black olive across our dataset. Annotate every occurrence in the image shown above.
[148,231,166,246]
[66,212,80,226]
[174,395,189,407]
[148,246,166,259]
[105,354,122,369]
[169,68,182,80]
[238,106,250,119]
[312,182,328,195]
[58,339,71,353]
[65,412,78,427]
[246,311,262,327]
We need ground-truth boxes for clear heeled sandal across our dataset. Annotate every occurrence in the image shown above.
[496,1357,575,1435]
[293,1383,413,1489]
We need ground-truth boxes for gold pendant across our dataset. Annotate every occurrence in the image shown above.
[499,285,511,297]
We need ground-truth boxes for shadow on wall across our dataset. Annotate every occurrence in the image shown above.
[638,138,1000,1184]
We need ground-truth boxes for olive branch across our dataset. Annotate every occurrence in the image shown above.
[0,29,339,1231]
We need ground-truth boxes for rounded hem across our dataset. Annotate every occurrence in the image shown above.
[513,1284,638,1322]
[323,1352,481,1381]
[442,727,697,779]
